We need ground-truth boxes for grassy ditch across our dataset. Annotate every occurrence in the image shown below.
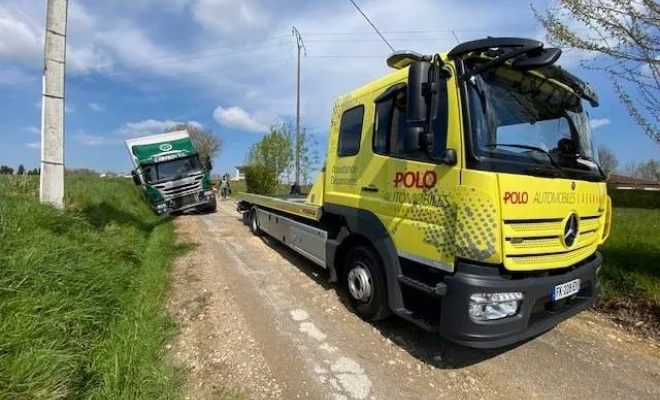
[0,175,187,399]
[598,207,660,337]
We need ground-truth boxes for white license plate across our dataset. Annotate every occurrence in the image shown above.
[552,278,581,301]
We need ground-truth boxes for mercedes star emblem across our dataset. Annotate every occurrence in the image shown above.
[563,213,579,248]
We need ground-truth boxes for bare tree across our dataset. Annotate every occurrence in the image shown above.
[165,123,223,168]
[636,159,660,180]
[535,1,660,145]
[597,146,618,177]
[621,160,639,177]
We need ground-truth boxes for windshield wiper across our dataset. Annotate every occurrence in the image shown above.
[485,143,565,177]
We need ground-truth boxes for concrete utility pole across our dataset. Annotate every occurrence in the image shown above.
[40,0,68,209]
[292,26,306,189]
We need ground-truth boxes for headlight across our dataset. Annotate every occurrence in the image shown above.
[156,203,167,209]
[203,190,214,197]
[469,292,523,321]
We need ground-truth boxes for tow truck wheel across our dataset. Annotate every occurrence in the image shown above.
[249,209,261,236]
[343,246,389,321]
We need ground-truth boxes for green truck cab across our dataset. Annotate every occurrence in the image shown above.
[126,130,216,215]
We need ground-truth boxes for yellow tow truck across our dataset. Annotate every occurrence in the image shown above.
[236,38,612,348]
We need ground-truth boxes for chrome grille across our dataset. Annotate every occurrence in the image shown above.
[154,175,203,198]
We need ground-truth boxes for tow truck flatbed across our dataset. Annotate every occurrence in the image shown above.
[234,192,322,221]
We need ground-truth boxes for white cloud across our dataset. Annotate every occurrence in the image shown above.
[590,118,611,130]
[118,119,202,137]
[0,6,42,66]
[65,104,75,114]
[191,0,269,38]
[88,102,105,112]
[74,133,117,146]
[23,125,40,134]
[67,45,113,73]
[26,141,40,149]
[213,106,267,133]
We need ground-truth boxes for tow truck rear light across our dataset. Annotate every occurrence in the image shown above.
[469,292,523,320]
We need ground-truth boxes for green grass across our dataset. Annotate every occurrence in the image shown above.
[599,208,660,305]
[0,175,187,400]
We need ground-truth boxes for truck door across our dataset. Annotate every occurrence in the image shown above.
[359,65,462,271]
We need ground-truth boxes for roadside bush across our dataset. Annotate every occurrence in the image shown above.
[244,164,278,195]
[609,189,660,209]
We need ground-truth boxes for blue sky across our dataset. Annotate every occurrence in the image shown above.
[0,0,657,176]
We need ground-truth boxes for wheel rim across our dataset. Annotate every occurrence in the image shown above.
[347,262,373,303]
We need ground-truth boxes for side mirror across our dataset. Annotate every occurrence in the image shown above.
[436,149,457,166]
[404,61,431,152]
[131,170,142,186]
[204,159,213,171]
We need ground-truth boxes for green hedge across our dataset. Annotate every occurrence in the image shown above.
[244,164,278,195]
[609,188,660,209]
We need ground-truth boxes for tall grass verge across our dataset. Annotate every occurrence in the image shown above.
[598,207,660,337]
[0,175,186,399]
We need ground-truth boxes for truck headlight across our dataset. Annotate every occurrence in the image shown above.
[203,190,214,197]
[469,292,523,321]
[156,203,167,210]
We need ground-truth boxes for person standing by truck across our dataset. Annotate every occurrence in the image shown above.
[220,175,230,200]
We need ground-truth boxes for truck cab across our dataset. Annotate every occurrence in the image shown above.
[238,38,612,348]
[126,130,216,215]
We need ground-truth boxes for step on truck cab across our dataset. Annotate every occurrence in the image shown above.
[236,38,612,348]
[126,130,216,215]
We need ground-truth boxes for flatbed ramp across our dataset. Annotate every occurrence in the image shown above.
[235,192,322,221]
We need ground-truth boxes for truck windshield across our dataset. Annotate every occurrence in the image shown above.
[465,60,603,180]
[143,155,203,183]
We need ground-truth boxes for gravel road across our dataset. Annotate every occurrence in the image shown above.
[168,200,660,400]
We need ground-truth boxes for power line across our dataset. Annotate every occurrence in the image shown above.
[346,0,395,52]
[307,54,385,58]
[451,30,460,45]
[0,41,294,93]
[305,38,457,43]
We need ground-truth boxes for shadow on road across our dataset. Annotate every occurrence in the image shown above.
[245,218,528,370]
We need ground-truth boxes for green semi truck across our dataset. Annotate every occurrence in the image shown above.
[126,130,216,215]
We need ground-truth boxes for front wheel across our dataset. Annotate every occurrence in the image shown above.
[249,208,261,236]
[203,199,217,213]
[343,246,390,321]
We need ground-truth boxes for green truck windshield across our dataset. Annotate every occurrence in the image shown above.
[143,156,202,183]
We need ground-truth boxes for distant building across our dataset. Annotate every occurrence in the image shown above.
[233,165,248,181]
[608,174,660,191]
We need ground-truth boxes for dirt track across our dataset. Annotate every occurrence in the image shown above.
[168,200,660,400]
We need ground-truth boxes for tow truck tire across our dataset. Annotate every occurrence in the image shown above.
[204,200,217,213]
[343,246,390,321]
[249,208,261,236]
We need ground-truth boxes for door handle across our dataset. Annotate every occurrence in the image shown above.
[361,185,379,193]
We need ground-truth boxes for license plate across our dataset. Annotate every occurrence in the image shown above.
[552,278,581,301]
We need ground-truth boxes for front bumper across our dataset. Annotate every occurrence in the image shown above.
[440,252,601,348]
[154,191,216,214]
